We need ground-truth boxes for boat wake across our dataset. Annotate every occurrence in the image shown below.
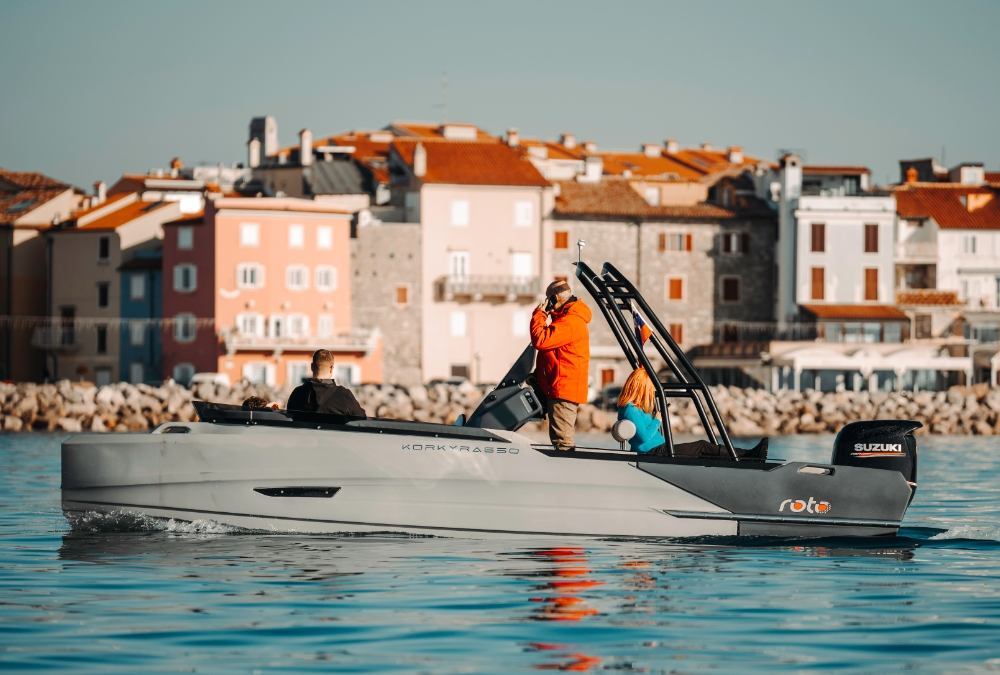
[67,509,248,535]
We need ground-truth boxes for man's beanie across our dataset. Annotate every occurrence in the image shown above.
[546,280,572,298]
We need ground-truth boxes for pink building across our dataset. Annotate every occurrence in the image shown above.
[162,196,381,388]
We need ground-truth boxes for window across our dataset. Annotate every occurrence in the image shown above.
[964,235,977,255]
[96,325,107,354]
[864,267,879,301]
[511,252,533,279]
[174,313,196,342]
[267,314,284,338]
[95,367,112,387]
[811,223,825,253]
[659,233,692,252]
[864,223,879,253]
[450,364,470,379]
[554,231,569,249]
[129,273,145,300]
[394,285,410,307]
[178,226,193,250]
[449,251,470,278]
[286,265,309,290]
[240,222,260,247]
[97,282,110,308]
[721,276,741,303]
[721,232,749,254]
[288,224,304,248]
[512,310,529,337]
[450,310,467,337]
[129,321,144,346]
[600,368,616,386]
[173,264,197,292]
[129,362,144,384]
[242,362,275,386]
[811,267,825,301]
[98,236,110,261]
[669,322,684,344]
[515,200,533,227]
[915,314,932,339]
[334,363,360,385]
[173,362,195,385]
[237,313,263,337]
[315,266,337,291]
[451,200,469,226]
[236,263,264,289]
[60,306,75,346]
[644,187,660,206]
[287,361,310,386]
[288,314,309,338]
[317,314,334,338]
[666,276,684,301]
[317,226,333,250]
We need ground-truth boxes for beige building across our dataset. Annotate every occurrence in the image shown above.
[0,168,83,381]
[44,190,190,383]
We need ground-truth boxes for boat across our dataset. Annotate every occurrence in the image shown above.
[62,261,920,538]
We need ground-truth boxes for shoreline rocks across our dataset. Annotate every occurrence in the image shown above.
[1,380,1000,436]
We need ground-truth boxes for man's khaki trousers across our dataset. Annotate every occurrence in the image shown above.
[546,398,578,451]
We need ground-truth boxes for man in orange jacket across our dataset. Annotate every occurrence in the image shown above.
[530,280,592,451]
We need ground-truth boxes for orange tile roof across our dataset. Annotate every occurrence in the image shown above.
[553,180,744,220]
[801,304,908,320]
[598,152,703,181]
[669,147,762,175]
[517,138,587,161]
[803,165,871,175]
[70,199,174,232]
[894,184,1000,230]
[392,139,548,187]
[0,168,69,191]
[68,191,133,221]
[895,289,963,306]
[0,168,73,225]
[987,171,1000,186]
[390,121,497,142]
[163,212,204,227]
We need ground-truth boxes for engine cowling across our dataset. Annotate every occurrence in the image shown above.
[831,420,921,486]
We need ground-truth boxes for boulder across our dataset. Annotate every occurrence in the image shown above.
[56,417,83,433]
[2,415,23,432]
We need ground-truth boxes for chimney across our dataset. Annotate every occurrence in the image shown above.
[559,133,577,149]
[505,128,520,147]
[642,143,660,158]
[664,138,679,154]
[169,157,184,177]
[700,142,713,151]
[93,180,106,205]
[582,140,597,153]
[906,166,918,183]
[248,138,262,169]
[299,128,313,166]
[580,156,603,183]
[413,142,427,177]
[727,146,744,164]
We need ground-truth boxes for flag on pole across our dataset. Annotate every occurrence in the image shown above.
[634,312,652,345]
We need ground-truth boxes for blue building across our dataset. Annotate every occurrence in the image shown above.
[118,248,162,383]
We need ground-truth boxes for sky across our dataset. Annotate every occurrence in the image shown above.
[1,0,998,189]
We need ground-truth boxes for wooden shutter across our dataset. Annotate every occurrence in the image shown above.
[669,323,684,344]
[554,231,569,249]
[658,233,666,252]
[811,267,825,300]
[811,223,825,252]
[864,268,879,301]
[668,277,684,300]
[865,224,879,253]
[685,234,693,252]
[722,233,732,253]
[395,286,408,305]
[740,232,750,254]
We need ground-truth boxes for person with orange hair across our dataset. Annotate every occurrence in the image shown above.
[616,368,665,454]
[616,368,767,460]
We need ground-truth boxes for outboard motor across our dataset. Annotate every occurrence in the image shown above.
[831,420,921,487]
[465,345,544,431]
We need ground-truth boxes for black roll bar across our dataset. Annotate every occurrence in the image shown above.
[574,261,737,460]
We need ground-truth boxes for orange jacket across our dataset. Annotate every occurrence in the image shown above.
[530,298,593,404]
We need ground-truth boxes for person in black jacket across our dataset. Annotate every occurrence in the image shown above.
[285,349,366,418]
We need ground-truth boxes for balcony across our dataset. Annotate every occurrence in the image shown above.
[30,326,79,352]
[221,328,378,355]
[437,275,540,301]
[895,240,937,262]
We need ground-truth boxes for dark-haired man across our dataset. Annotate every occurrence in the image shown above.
[286,349,367,418]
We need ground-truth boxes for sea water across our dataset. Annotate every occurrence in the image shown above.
[0,434,997,672]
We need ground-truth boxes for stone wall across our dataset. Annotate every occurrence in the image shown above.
[3,379,1000,436]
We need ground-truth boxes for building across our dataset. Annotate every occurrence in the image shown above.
[43,188,189,384]
[549,178,777,389]
[161,197,382,388]
[118,247,162,384]
[0,168,83,381]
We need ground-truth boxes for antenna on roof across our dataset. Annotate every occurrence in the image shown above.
[433,70,449,122]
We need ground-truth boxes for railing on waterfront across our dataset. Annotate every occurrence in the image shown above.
[29,326,78,352]
[895,240,938,260]
[221,328,377,353]
[712,321,819,343]
[437,275,540,301]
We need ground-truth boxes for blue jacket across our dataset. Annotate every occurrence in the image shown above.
[618,403,664,454]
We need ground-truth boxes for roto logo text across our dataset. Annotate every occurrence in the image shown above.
[779,497,832,514]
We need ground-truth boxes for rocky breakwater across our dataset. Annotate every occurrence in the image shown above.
[3,379,1000,436]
